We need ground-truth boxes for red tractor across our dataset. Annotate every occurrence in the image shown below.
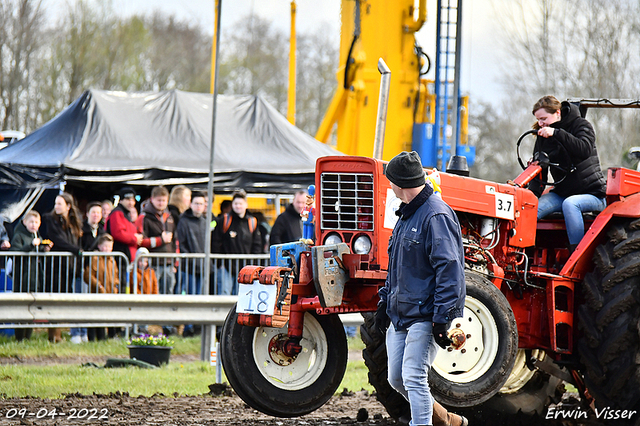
[220,100,640,423]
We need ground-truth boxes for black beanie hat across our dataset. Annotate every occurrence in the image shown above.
[118,187,137,200]
[385,151,426,188]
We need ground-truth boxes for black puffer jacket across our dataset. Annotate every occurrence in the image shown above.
[177,208,207,254]
[529,101,606,199]
[270,203,302,245]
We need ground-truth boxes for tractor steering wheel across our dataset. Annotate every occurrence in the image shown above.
[516,129,537,170]
[516,129,571,186]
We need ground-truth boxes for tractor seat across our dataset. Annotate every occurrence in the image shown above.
[541,211,600,220]
[537,211,599,231]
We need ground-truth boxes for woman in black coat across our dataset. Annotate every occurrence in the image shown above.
[41,192,84,293]
[530,95,606,249]
[41,192,84,342]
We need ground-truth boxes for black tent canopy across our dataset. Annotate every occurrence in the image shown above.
[0,89,341,220]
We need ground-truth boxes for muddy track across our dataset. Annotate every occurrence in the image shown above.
[0,389,392,426]
[0,355,609,426]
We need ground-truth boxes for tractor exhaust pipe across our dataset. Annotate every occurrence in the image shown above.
[373,58,391,160]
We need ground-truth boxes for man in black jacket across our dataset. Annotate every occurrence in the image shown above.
[176,192,209,295]
[211,190,261,294]
[270,190,306,245]
[530,96,606,249]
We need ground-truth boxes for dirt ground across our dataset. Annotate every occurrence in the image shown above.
[0,353,608,426]
[0,352,395,426]
[0,389,392,426]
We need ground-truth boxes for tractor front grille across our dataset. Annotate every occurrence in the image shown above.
[320,173,374,230]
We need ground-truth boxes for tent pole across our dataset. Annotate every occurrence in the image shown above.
[203,0,223,365]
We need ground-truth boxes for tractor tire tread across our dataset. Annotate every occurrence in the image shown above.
[581,273,604,311]
[607,224,627,244]
[577,220,640,412]
[595,279,639,329]
[613,230,640,258]
[576,304,601,348]
[593,243,615,277]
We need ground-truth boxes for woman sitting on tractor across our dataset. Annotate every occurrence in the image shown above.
[529,95,607,251]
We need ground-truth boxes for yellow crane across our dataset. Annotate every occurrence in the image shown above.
[313,0,471,167]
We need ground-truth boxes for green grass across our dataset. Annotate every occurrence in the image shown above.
[0,331,373,398]
[0,362,215,398]
[0,330,201,359]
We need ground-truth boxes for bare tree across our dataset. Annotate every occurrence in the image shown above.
[0,1,338,138]
[481,0,640,176]
[295,27,339,136]
[218,14,288,112]
[145,12,211,92]
[0,0,45,131]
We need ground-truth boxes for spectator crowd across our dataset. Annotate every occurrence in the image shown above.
[0,185,307,343]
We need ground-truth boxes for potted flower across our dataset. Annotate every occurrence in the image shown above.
[127,334,174,366]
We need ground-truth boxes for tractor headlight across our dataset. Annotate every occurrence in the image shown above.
[353,235,372,254]
[324,233,342,246]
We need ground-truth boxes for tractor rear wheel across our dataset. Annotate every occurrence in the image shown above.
[220,305,348,417]
[577,220,640,410]
[480,350,563,417]
[362,272,550,422]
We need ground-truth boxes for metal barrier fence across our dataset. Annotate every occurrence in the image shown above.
[131,252,271,296]
[0,251,365,327]
[0,251,269,325]
[0,251,270,296]
[0,251,129,294]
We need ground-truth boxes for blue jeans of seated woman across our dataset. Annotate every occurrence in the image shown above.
[537,192,607,245]
[386,321,439,426]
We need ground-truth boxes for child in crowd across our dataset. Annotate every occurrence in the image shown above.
[10,210,52,341]
[10,210,52,292]
[130,247,158,295]
[83,233,120,342]
[84,233,120,295]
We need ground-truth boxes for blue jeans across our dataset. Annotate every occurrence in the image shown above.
[175,272,202,295]
[154,265,176,295]
[70,278,88,338]
[537,192,606,245]
[215,266,237,295]
[386,321,439,426]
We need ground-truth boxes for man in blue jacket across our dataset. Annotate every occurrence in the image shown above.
[376,151,467,426]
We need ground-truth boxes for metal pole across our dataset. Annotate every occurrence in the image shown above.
[203,0,223,362]
[372,58,391,160]
[287,1,297,124]
[449,0,463,161]
[209,0,219,94]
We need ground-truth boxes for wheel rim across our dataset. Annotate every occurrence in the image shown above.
[500,349,543,394]
[251,313,328,391]
[432,295,499,382]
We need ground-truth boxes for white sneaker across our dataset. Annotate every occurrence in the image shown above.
[70,335,82,344]
[81,335,88,342]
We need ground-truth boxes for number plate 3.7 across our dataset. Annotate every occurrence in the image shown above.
[237,280,277,315]
[495,192,515,220]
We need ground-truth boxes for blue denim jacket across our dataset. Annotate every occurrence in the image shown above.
[379,185,465,330]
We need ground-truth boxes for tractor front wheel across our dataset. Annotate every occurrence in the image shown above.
[220,306,348,418]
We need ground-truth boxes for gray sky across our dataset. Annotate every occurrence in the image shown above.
[44,0,508,103]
